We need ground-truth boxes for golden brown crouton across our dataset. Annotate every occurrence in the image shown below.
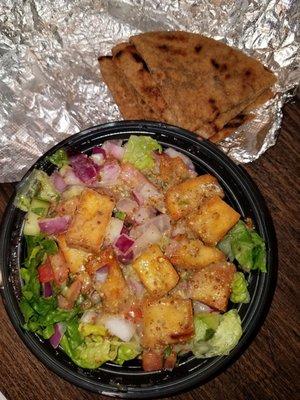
[54,196,80,216]
[133,244,179,298]
[158,154,191,190]
[170,238,225,270]
[165,175,224,220]
[188,196,240,245]
[142,297,194,348]
[57,234,90,273]
[189,262,236,311]
[65,188,115,253]
[93,247,129,313]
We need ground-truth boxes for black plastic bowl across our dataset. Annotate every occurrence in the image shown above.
[0,121,277,398]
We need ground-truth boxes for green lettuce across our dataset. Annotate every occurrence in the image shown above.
[115,342,141,365]
[230,272,250,303]
[20,234,78,337]
[194,313,221,342]
[61,320,140,369]
[47,149,69,168]
[123,135,162,170]
[218,221,267,272]
[192,310,242,358]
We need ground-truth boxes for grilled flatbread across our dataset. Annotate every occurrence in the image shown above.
[130,31,276,137]
[98,56,158,121]
[112,42,173,123]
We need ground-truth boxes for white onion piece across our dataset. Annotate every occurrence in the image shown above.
[134,206,156,224]
[60,166,83,186]
[95,266,109,283]
[130,214,171,239]
[104,217,124,245]
[100,161,121,187]
[104,316,135,342]
[80,310,98,324]
[164,147,195,171]
[193,301,213,313]
[90,153,105,166]
[134,182,162,204]
[131,224,162,258]
[116,198,139,215]
[127,278,145,297]
[51,172,67,192]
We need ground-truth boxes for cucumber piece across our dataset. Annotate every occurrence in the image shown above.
[23,212,41,236]
[62,185,84,200]
[14,169,59,212]
[36,170,59,202]
[30,198,50,217]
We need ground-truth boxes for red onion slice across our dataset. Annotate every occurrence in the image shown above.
[70,153,99,183]
[92,147,106,157]
[115,234,135,254]
[51,172,67,192]
[42,282,53,298]
[50,322,66,348]
[39,215,71,235]
[117,250,134,264]
[164,147,195,171]
[95,266,109,283]
[102,140,124,160]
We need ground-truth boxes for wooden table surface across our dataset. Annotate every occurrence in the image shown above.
[0,101,299,400]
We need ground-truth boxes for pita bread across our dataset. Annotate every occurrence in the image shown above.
[98,56,158,121]
[112,42,174,123]
[209,114,254,143]
[130,31,276,136]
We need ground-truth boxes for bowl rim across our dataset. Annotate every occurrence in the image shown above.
[0,120,277,398]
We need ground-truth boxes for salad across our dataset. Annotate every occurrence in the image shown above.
[15,135,266,371]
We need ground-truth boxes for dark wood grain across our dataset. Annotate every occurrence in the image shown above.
[0,101,299,400]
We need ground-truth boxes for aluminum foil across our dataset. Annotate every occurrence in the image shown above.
[0,0,299,182]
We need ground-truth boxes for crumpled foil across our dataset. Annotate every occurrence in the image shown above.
[0,0,299,182]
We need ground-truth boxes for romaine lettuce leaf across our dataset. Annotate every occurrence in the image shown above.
[218,221,267,272]
[192,310,242,358]
[230,272,250,303]
[123,135,162,170]
[115,342,141,365]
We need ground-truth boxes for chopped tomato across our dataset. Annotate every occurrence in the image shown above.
[49,250,69,286]
[86,247,115,275]
[163,352,177,371]
[65,279,82,303]
[142,350,163,372]
[124,306,143,323]
[38,259,54,283]
[57,280,82,310]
